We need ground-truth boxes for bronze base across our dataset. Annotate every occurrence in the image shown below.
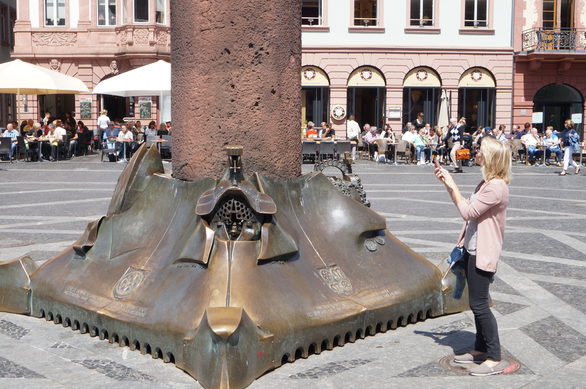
[0,145,468,389]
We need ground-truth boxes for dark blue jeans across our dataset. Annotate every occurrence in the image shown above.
[464,251,501,361]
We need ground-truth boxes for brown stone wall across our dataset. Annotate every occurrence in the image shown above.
[171,0,302,180]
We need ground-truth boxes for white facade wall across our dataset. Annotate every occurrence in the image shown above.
[302,0,513,48]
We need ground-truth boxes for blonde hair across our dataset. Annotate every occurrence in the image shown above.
[480,137,512,184]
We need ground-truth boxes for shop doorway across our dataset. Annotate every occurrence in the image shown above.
[102,94,128,122]
[347,87,386,130]
[302,87,329,127]
[533,83,583,135]
[402,67,442,127]
[346,66,386,130]
[39,94,75,120]
[402,87,440,127]
[458,88,496,132]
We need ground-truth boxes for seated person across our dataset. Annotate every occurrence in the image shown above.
[22,119,34,134]
[117,125,134,159]
[321,122,336,138]
[543,127,563,166]
[401,126,418,163]
[26,122,43,159]
[305,121,318,138]
[521,128,543,165]
[1,123,20,159]
[42,123,66,161]
[413,128,431,165]
[362,125,378,160]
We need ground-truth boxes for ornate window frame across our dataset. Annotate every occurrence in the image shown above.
[349,0,385,33]
[405,0,441,34]
[459,0,494,35]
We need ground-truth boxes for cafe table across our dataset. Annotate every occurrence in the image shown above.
[27,137,50,162]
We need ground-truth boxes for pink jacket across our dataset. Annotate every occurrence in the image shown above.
[456,179,509,272]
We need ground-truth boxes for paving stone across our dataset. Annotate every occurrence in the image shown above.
[0,319,30,340]
[521,316,586,363]
[492,300,529,316]
[72,359,154,382]
[535,281,586,315]
[506,257,586,281]
[288,359,372,380]
[0,357,44,378]
[491,276,522,296]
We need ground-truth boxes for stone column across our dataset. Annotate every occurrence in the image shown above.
[171,0,302,180]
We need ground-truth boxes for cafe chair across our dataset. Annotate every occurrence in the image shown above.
[511,139,525,163]
[335,141,351,160]
[160,135,172,159]
[302,141,317,164]
[0,137,14,163]
[375,139,390,163]
[395,140,412,164]
[15,136,29,162]
[318,141,335,161]
[101,140,118,162]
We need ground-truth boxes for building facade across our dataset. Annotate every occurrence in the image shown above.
[301,0,515,136]
[513,0,586,137]
[13,0,170,127]
[0,0,16,126]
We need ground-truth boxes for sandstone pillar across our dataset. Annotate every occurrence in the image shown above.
[171,0,302,180]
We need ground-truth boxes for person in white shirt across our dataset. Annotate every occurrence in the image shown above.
[346,115,361,161]
[401,127,418,164]
[43,121,66,161]
[2,123,20,159]
[117,125,134,160]
[543,127,562,166]
[521,128,543,165]
[97,110,110,139]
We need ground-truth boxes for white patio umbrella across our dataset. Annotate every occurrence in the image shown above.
[0,59,89,94]
[93,60,171,121]
[437,89,450,130]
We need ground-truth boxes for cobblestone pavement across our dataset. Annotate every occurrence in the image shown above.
[0,155,585,388]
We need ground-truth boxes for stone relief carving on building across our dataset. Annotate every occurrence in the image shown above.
[117,30,128,46]
[49,59,61,71]
[32,33,77,46]
[134,29,150,45]
[110,60,119,74]
[156,30,170,46]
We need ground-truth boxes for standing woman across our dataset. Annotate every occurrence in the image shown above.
[434,137,511,376]
[559,119,581,176]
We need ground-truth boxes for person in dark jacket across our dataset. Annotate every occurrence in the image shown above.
[444,117,465,173]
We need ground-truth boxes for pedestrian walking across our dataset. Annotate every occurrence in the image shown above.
[559,119,581,176]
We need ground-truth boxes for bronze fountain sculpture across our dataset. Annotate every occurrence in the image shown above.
[0,1,468,388]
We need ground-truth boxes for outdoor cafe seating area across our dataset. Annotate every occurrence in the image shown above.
[0,131,172,163]
[302,132,586,168]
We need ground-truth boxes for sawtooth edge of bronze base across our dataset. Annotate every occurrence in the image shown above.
[0,144,469,389]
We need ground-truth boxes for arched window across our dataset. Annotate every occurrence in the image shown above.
[533,84,583,133]
[301,66,330,128]
[402,67,441,127]
[457,67,496,131]
[347,66,386,130]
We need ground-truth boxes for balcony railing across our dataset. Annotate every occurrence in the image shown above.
[522,28,586,52]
